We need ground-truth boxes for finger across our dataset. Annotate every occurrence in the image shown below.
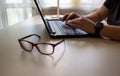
[66,12,75,22]
[66,12,80,22]
[66,19,80,27]
[61,13,70,21]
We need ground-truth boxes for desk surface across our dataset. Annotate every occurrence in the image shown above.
[0,16,120,76]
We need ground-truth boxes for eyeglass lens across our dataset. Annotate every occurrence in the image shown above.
[21,41,33,52]
[37,44,53,54]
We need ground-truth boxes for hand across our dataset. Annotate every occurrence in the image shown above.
[66,16,95,34]
[62,12,80,22]
[67,16,95,27]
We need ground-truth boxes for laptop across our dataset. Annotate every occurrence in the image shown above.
[34,0,94,38]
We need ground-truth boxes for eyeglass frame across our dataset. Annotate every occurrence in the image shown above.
[18,34,65,55]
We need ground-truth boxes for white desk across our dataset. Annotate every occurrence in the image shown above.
[0,16,120,76]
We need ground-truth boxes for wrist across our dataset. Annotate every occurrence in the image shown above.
[80,23,95,34]
[94,22,104,37]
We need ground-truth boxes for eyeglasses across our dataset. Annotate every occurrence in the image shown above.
[18,34,65,55]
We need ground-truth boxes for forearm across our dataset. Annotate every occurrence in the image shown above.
[83,5,109,23]
[78,19,120,41]
[81,24,120,41]
[100,25,120,41]
[83,12,101,23]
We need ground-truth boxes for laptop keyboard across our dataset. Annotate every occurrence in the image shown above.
[48,20,87,35]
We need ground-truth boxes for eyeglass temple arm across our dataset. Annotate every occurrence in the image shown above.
[19,34,40,40]
[54,39,65,46]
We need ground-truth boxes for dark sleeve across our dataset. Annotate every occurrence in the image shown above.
[104,0,111,9]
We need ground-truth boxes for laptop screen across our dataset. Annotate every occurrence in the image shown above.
[34,0,48,25]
